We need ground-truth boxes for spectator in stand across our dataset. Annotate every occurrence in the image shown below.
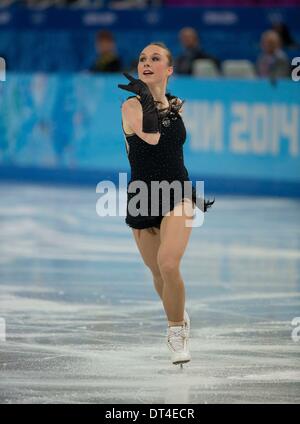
[256,30,290,79]
[90,30,122,73]
[175,27,220,75]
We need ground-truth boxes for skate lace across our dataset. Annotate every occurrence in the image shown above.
[167,326,187,352]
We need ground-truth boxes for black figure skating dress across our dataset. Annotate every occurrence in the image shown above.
[121,93,214,230]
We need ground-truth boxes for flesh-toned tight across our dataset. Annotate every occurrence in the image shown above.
[132,198,194,327]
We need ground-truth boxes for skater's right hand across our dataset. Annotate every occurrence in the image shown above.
[118,72,160,134]
[118,72,153,98]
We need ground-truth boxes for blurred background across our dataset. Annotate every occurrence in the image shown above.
[0,0,300,405]
[0,0,299,194]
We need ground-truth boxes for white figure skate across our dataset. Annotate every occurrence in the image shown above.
[184,309,190,338]
[166,310,191,368]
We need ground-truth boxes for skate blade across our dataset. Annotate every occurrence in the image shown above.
[173,358,191,365]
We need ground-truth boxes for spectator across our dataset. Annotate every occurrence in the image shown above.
[175,27,220,75]
[90,30,122,73]
[256,30,290,79]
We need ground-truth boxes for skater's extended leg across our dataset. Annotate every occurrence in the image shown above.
[157,198,194,327]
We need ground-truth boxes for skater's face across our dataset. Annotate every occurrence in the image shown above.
[138,45,173,86]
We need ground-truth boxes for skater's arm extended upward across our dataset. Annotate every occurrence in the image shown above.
[121,98,161,145]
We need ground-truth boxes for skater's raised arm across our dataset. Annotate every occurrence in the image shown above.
[121,97,161,145]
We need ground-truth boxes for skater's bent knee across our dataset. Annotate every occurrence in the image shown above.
[150,267,162,281]
[157,256,180,276]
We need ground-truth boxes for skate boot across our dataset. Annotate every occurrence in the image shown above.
[184,309,190,337]
[167,319,191,367]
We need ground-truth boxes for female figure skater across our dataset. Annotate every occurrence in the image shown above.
[118,42,214,367]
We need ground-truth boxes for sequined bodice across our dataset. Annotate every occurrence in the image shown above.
[122,94,189,184]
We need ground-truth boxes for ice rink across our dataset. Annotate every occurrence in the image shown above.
[0,182,299,404]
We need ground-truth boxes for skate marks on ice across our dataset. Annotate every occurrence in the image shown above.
[0,184,300,403]
[1,288,300,404]
[0,290,191,404]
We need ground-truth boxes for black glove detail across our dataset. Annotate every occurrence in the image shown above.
[118,72,159,134]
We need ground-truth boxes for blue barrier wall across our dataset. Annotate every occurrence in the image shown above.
[0,73,299,196]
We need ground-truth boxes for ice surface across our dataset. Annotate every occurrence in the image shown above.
[0,183,299,403]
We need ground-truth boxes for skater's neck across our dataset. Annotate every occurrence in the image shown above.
[147,84,169,110]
